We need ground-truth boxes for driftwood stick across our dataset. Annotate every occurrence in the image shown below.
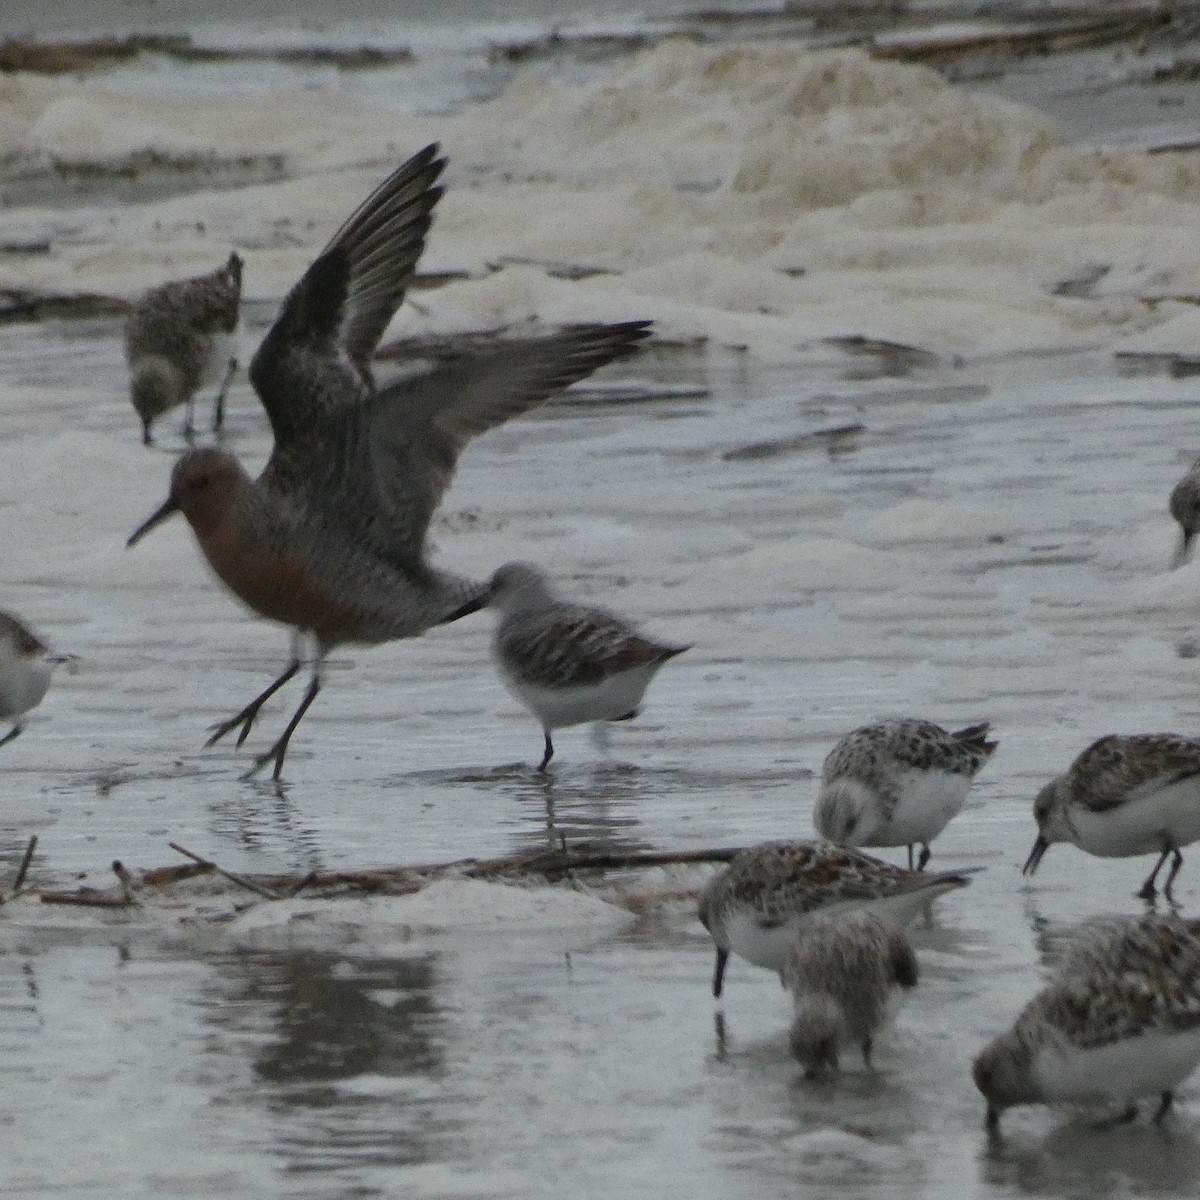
[461,845,744,878]
[40,889,132,907]
[140,861,214,886]
[167,842,279,900]
[11,834,37,893]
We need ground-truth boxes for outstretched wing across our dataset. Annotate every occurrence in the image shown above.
[330,320,653,565]
[250,144,446,450]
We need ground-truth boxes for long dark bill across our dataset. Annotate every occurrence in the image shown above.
[126,495,182,548]
[1021,835,1049,878]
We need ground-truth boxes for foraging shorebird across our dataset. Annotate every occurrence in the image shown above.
[697,840,977,998]
[1023,733,1200,902]
[974,914,1200,1130]
[814,718,997,870]
[783,909,919,1078]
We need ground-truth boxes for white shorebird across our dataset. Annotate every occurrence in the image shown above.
[0,610,73,746]
[1169,455,1200,568]
[1023,733,1200,902]
[783,909,919,1077]
[814,718,997,870]
[125,250,242,444]
[974,914,1200,1130]
[696,840,977,998]
[487,561,688,771]
[127,144,652,780]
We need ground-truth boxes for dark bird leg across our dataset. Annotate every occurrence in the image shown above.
[206,657,301,748]
[141,418,153,446]
[245,664,322,782]
[537,729,554,772]
[1153,1091,1174,1124]
[712,947,729,998]
[212,358,237,433]
[1162,849,1185,903]
[1137,848,1174,901]
[906,844,914,871]
[0,723,22,748]
[861,1036,873,1069]
[183,396,196,442]
[916,843,931,871]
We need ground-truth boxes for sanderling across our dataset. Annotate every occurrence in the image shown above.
[1023,733,1200,902]
[814,718,997,870]
[127,144,652,779]
[1170,456,1200,568]
[696,840,976,998]
[0,610,73,746]
[973,947,1200,1129]
[487,561,688,771]
[783,909,919,1077]
[125,250,242,445]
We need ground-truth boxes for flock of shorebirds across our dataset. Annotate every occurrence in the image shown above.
[6,140,1200,1133]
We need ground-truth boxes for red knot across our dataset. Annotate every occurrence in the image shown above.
[128,144,652,780]
[487,560,688,771]
[125,250,242,444]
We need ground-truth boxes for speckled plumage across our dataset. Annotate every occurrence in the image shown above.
[974,920,1200,1128]
[1170,455,1200,568]
[696,840,976,998]
[127,146,652,781]
[125,251,242,443]
[1024,733,1200,901]
[815,718,996,869]
[488,561,687,770]
[1053,913,1200,984]
[783,909,919,1077]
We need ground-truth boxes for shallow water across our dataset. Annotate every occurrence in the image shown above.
[5,2,1200,1196]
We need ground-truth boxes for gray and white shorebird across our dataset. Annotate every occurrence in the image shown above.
[0,610,73,746]
[814,718,997,870]
[696,840,977,998]
[125,250,242,444]
[1022,733,1200,902]
[1169,455,1200,568]
[974,914,1200,1130]
[487,561,688,771]
[783,909,919,1078]
[127,143,653,780]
